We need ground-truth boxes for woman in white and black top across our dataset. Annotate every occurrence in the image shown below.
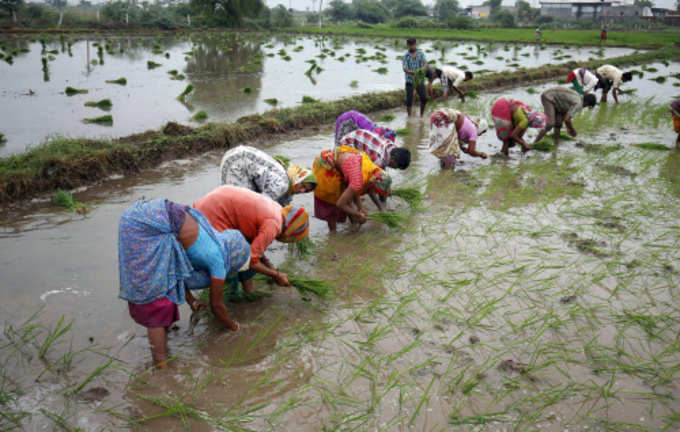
[426,66,473,102]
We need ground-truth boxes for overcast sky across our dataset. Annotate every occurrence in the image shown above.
[265,0,677,12]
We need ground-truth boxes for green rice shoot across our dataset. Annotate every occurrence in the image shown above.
[632,142,670,151]
[392,187,423,207]
[264,98,278,106]
[301,96,318,104]
[83,115,113,125]
[288,275,330,299]
[191,110,208,122]
[105,77,126,85]
[84,99,112,110]
[367,212,407,229]
[177,84,194,102]
[396,128,411,136]
[379,114,395,122]
[65,86,87,96]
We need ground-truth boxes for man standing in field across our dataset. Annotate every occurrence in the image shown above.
[595,64,633,104]
[534,87,597,147]
[402,38,428,117]
[671,98,680,149]
[426,66,473,102]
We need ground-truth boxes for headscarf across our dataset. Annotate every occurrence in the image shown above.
[278,206,310,243]
[528,111,547,130]
[288,164,317,190]
[368,170,392,196]
[373,126,397,143]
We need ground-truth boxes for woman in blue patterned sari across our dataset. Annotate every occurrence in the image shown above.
[118,199,250,368]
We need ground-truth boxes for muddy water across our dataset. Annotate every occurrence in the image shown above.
[0,32,637,155]
[1,63,679,430]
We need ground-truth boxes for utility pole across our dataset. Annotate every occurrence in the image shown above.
[319,0,323,27]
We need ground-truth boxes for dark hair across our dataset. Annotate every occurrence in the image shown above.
[406,38,417,45]
[465,71,474,80]
[622,72,633,82]
[583,93,597,107]
[391,147,411,170]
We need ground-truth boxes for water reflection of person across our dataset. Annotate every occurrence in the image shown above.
[220,146,317,206]
[491,98,546,156]
[534,88,597,147]
[118,200,251,368]
[194,186,310,294]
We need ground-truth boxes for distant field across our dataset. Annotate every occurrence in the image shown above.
[288,25,680,48]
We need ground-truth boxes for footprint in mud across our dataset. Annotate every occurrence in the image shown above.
[469,335,480,344]
[596,163,637,178]
[595,218,626,233]
[498,359,527,374]
[561,232,613,258]
[78,387,110,402]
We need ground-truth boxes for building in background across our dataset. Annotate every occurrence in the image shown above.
[539,0,622,20]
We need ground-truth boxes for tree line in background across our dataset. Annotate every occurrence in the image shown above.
[1,0,678,29]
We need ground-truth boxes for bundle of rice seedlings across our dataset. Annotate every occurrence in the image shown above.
[106,77,126,85]
[414,68,426,88]
[242,87,253,94]
[191,110,208,122]
[84,99,112,110]
[379,113,395,122]
[301,96,318,104]
[264,98,278,106]
[147,60,162,69]
[632,143,670,151]
[54,189,87,213]
[374,67,388,74]
[65,86,88,96]
[177,84,194,102]
[83,115,113,125]
[392,188,422,207]
[367,212,406,229]
[289,276,330,299]
[349,80,358,88]
[396,128,411,136]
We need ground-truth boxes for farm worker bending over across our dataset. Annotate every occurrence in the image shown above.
[194,186,310,294]
[313,146,392,232]
[337,129,411,170]
[534,88,597,147]
[566,67,599,95]
[426,66,473,102]
[220,146,316,207]
[671,98,680,149]
[491,97,547,156]
[118,199,251,368]
[335,110,397,145]
[595,64,633,104]
[402,38,428,117]
[429,108,489,169]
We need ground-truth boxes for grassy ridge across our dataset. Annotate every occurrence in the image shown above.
[287,26,680,49]
[1,46,679,204]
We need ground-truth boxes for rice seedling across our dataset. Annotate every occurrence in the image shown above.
[84,99,112,110]
[367,212,406,229]
[264,98,278,106]
[374,67,388,74]
[289,237,314,257]
[392,187,423,207]
[414,68,426,88]
[41,57,48,70]
[64,86,87,96]
[191,110,208,122]
[242,87,253,94]
[35,315,73,358]
[379,113,395,122]
[167,69,178,75]
[396,128,411,136]
[164,52,170,59]
[105,77,126,85]
[349,80,358,88]
[556,78,567,84]
[526,87,538,94]
[288,275,330,299]
[632,142,670,151]
[147,60,162,69]
[171,74,185,81]
[0,133,5,144]
[83,115,113,125]
[651,76,667,83]
[177,84,194,102]
[301,96,318,104]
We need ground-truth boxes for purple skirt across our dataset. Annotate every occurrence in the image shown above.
[128,297,180,329]
[314,196,348,224]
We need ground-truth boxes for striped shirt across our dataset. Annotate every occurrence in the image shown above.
[338,129,395,169]
[402,50,426,84]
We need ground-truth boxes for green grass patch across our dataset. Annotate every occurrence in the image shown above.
[54,189,86,212]
[379,113,395,122]
[632,142,670,151]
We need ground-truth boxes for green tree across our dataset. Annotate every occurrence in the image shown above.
[515,0,534,20]
[391,0,427,17]
[353,0,389,23]
[485,0,502,12]
[270,4,293,26]
[328,0,353,21]
[0,0,23,21]
[189,0,265,26]
[434,0,459,21]
[633,0,652,7]
[491,9,514,26]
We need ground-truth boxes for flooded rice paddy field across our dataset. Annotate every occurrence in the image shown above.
[0,31,639,156]
[1,63,680,431]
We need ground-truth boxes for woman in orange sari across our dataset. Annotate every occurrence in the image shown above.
[313,146,392,232]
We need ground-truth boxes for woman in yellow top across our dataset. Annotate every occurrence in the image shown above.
[491,98,547,156]
[313,146,392,232]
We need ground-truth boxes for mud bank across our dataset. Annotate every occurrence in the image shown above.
[1,46,678,204]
